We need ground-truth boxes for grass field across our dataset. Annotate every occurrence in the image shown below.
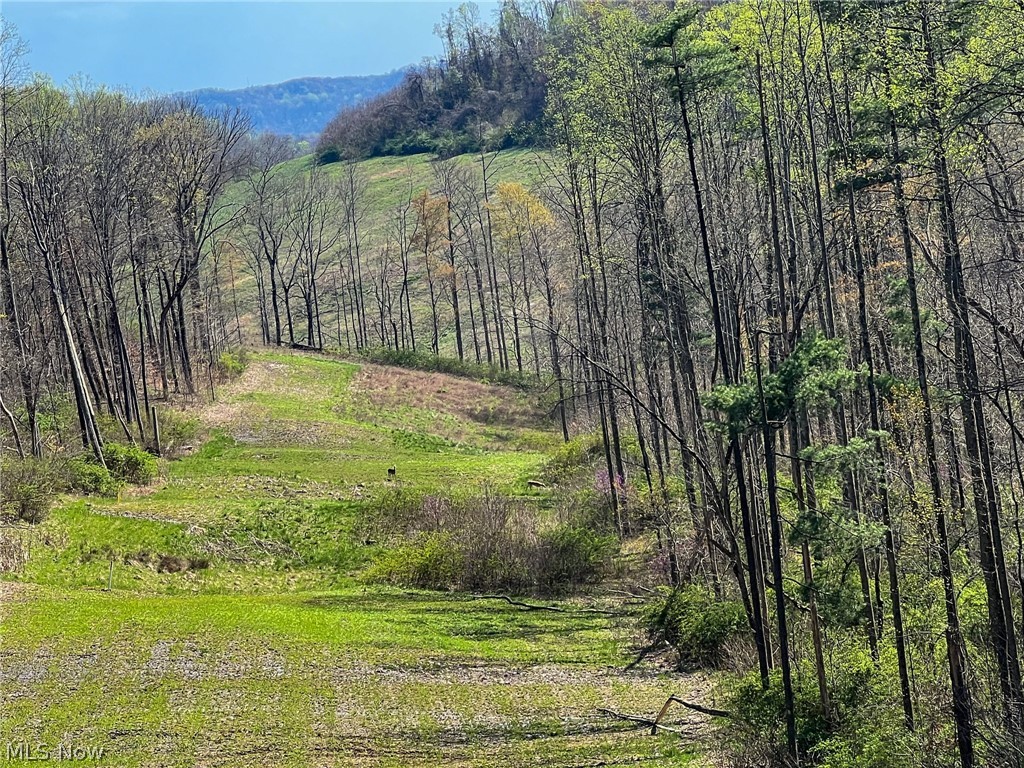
[273,149,551,215]
[0,351,703,767]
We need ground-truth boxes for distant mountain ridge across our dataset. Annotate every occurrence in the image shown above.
[184,72,407,138]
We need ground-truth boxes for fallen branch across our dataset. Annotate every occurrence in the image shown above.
[653,695,732,733]
[472,594,565,611]
[597,708,687,735]
[604,586,659,598]
[289,342,322,352]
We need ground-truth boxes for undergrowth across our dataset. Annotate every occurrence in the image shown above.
[364,488,616,594]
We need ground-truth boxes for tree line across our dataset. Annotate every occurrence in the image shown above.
[1,23,251,464]
[3,0,1024,764]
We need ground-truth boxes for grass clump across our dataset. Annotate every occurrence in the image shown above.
[209,500,362,570]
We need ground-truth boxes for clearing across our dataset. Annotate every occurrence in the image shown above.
[0,351,705,767]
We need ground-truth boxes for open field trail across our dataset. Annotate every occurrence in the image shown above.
[0,352,706,767]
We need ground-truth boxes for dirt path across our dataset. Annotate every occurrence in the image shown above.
[197,357,282,428]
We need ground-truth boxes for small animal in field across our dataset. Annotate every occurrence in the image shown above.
[387,466,397,481]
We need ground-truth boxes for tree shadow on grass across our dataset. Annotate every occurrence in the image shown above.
[302,592,609,642]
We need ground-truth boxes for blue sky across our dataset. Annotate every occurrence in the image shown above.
[2,1,498,94]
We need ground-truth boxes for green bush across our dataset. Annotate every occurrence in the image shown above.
[152,407,201,453]
[363,491,618,595]
[364,532,466,590]
[812,717,920,768]
[543,432,604,480]
[359,487,425,541]
[535,525,616,593]
[67,455,121,497]
[644,585,747,670]
[0,457,59,522]
[101,442,158,485]
[722,651,913,768]
[214,349,249,380]
[66,444,157,495]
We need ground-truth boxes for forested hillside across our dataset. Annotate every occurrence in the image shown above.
[184,72,405,138]
[3,1,1024,766]
[317,2,548,159]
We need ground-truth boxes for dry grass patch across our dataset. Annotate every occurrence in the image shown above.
[351,364,544,430]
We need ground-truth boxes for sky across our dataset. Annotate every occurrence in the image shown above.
[1,1,499,94]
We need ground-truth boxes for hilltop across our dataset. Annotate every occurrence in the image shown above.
[317,4,547,160]
[185,73,405,138]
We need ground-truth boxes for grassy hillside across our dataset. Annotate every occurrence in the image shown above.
[272,148,550,214]
[0,351,702,767]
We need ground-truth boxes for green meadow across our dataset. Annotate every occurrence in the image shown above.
[0,351,701,767]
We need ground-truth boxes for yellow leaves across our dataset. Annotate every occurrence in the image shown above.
[487,182,554,247]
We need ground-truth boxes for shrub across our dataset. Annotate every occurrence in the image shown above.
[535,525,616,593]
[0,457,59,523]
[101,442,158,485]
[557,485,618,535]
[365,532,465,589]
[67,455,121,497]
[214,349,249,381]
[364,490,617,594]
[359,487,426,541]
[643,585,747,670]
[0,524,30,573]
[721,651,912,768]
[543,432,605,480]
[152,407,201,454]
